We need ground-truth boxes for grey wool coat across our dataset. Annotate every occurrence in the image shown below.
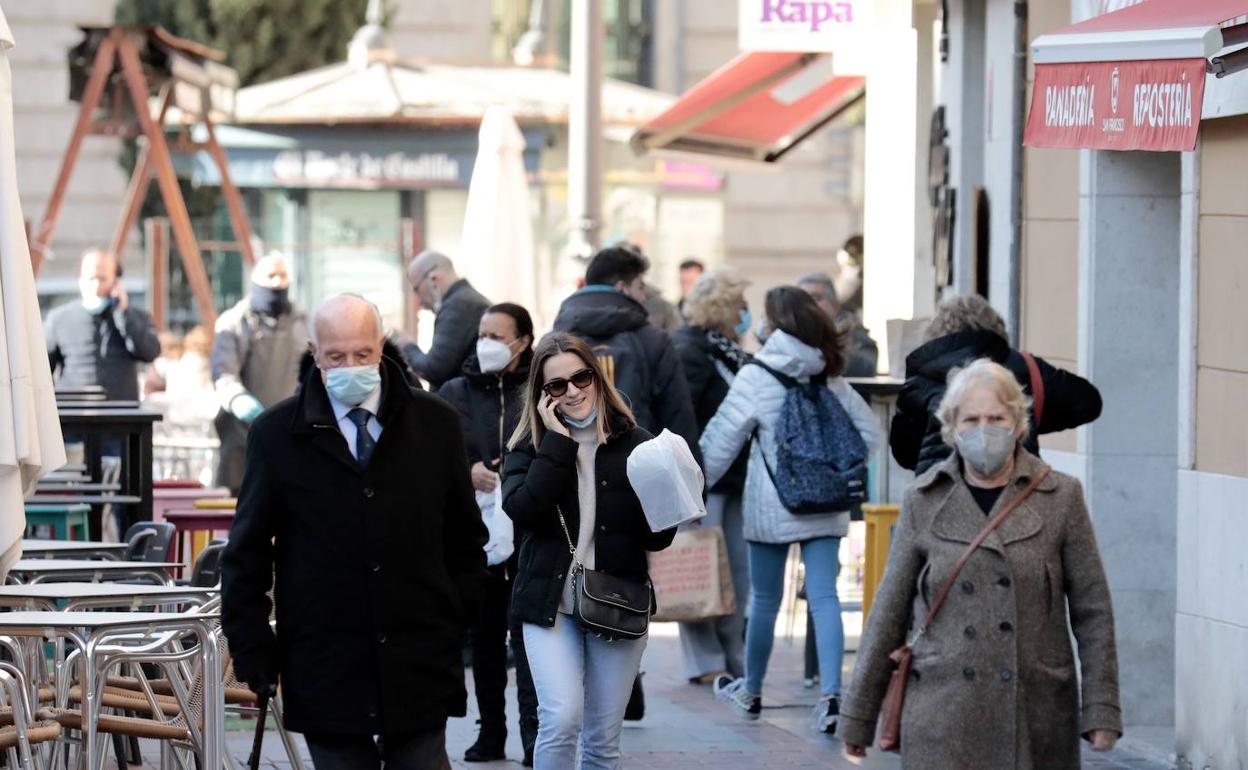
[840,449,1122,770]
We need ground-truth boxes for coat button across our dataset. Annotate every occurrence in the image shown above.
[367,709,378,719]
[999,621,1013,633]
[961,580,975,594]
[600,525,608,532]
[964,626,977,639]
[963,667,975,680]
[600,480,608,487]
[377,634,387,644]
[1000,670,1013,682]
[998,576,1011,588]
[910,669,921,682]
[363,487,375,498]
[556,572,564,580]
[371,562,381,573]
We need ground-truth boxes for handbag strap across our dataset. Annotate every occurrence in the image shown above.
[555,505,583,571]
[1021,352,1045,428]
[914,467,1050,641]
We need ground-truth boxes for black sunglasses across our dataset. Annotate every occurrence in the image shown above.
[543,368,596,397]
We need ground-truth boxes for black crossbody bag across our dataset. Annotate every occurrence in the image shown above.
[556,505,651,641]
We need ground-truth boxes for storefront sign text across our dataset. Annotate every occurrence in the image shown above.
[739,0,872,58]
[1024,58,1206,151]
[272,150,461,188]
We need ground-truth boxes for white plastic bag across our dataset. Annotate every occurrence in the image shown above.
[626,429,707,532]
[477,486,514,567]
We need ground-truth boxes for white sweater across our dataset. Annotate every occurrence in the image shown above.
[559,424,600,613]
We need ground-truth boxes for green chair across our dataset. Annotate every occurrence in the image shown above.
[24,503,91,541]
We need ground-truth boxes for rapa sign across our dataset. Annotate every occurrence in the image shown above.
[739,0,873,64]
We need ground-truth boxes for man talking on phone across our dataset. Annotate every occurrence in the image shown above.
[44,248,161,401]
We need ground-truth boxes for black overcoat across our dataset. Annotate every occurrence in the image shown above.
[221,357,488,736]
[501,417,677,627]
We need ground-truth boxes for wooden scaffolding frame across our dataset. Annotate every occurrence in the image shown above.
[29,26,259,328]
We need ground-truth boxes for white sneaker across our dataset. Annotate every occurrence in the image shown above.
[811,694,840,734]
[714,676,761,721]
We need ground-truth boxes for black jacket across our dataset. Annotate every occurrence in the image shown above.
[221,357,488,736]
[890,329,1103,475]
[401,279,491,389]
[501,417,677,627]
[552,288,701,463]
[672,325,748,494]
[437,351,532,471]
[44,301,161,400]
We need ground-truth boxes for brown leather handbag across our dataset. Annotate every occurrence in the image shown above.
[876,467,1050,752]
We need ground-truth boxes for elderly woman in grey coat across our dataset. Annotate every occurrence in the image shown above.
[840,359,1121,769]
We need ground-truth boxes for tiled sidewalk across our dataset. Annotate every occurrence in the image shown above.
[214,622,1170,770]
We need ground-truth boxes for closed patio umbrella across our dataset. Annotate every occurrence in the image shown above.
[0,8,67,577]
[459,105,539,324]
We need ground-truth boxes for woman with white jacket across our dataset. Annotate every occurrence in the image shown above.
[700,286,880,736]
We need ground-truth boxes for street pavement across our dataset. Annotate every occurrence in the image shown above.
[219,621,1170,770]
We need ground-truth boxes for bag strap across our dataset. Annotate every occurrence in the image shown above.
[1021,352,1045,428]
[913,467,1051,642]
[555,505,583,571]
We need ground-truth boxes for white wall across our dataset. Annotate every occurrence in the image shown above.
[1175,469,1248,768]
[982,0,1022,325]
[9,1,130,296]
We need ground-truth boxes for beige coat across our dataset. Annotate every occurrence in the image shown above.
[840,449,1121,769]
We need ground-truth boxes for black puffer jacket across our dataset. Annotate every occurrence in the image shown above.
[672,325,748,494]
[502,415,677,628]
[890,329,1103,474]
[437,351,532,471]
[552,288,700,463]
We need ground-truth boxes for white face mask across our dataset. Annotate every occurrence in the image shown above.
[476,338,517,374]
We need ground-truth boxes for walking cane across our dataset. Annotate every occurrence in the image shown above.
[248,688,272,770]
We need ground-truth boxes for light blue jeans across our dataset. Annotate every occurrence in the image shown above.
[745,537,844,698]
[523,613,647,770]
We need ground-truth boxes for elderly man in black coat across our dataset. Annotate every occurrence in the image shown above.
[222,293,488,770]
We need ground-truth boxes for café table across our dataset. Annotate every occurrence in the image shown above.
[19,541,128,561]
[7,560,179,587]
[0,582,216,612]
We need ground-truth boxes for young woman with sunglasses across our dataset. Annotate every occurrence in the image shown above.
[502,332,677,770]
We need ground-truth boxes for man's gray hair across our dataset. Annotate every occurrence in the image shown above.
[309,293,384,346]
[409,249,453,277]
[796,271,837,300]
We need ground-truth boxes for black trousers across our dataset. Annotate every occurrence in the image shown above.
[303,729,450,770]
[472,568,539,748]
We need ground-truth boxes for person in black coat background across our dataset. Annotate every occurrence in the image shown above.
[671,267,752,684]
[551,245,700,461]
[502,332,677,769]
[891,293,1103,475]
[222,294,488,770]
[402,250,491,389]
[437,303,538,765]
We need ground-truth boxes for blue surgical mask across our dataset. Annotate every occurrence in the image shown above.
[734,308,752,337]
[324,364,381,406]
[564,407,598,429]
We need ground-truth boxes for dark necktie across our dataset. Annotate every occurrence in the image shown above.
[347,408,375,468]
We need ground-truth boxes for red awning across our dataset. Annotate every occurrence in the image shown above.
[631,52,865,164]
[1024,0,1248,151]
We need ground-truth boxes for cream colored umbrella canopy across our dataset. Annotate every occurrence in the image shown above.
[0,8,67,577]
[458,106,539,324]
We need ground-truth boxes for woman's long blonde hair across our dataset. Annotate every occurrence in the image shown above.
[508,332,637,450]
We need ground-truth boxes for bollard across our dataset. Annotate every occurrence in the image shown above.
[861,504,900,620]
